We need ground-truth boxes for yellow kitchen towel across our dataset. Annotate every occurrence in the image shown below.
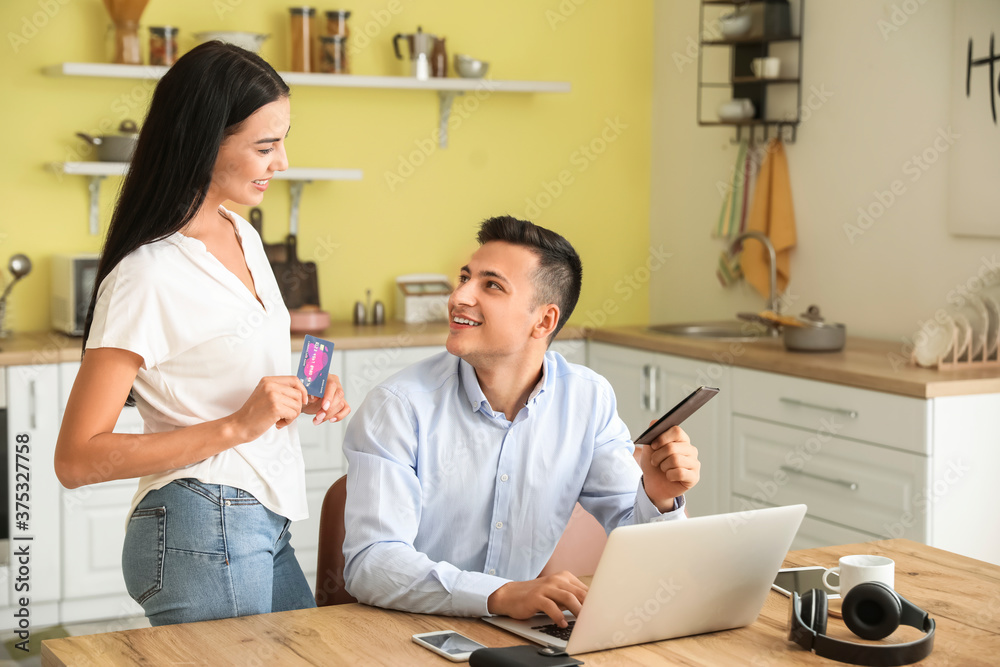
[742,138,796,297]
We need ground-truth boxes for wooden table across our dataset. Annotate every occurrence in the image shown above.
[42,539,1000,666]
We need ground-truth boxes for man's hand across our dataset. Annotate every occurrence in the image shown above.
[487,571,588,628]
[639,424,700,512]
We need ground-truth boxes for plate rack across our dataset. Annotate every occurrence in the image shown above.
[914,320,1000,369]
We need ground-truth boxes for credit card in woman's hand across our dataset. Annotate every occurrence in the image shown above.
[633,386,719,445]
[297,335,334,398]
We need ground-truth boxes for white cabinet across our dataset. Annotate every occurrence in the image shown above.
[730,415,928,541]
[342,345,445,408]
[928,394,1000,564]
[56,362,144,622]
[587,343,730,517]
[292,469,342,592]
[731,367,1000,565]
[5,364,62,626]
[730,368,933,548]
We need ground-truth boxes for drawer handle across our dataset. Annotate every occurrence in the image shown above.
[779,465,859,491]
[779,397,858,419]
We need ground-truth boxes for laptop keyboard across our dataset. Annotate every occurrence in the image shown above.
[531,620,576,641]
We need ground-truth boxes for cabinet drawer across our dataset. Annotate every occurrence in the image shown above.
[732,368,929,454]
[731,495,878,551]
[731,417,928,540]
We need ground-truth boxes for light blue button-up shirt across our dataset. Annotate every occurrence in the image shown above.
[342,350,686,617]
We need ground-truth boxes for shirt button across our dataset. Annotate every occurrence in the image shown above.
[495,521,503,529]
[489,569,496,575]
[500,474,509,482]
[225,500,231,506]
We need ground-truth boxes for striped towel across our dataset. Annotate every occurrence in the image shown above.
[715,140,750,239]
[716,140,752,287]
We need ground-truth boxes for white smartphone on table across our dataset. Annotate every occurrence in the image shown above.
[772,566,841,599]
[412,630,487,662]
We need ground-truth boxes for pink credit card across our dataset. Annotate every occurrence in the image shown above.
[296,335,334,398]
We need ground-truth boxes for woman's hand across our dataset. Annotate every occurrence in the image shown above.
[231,376,309,442]
[301,374,351,425]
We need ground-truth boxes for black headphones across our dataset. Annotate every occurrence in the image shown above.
[789,581,935,666]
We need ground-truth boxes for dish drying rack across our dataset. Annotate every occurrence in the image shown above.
[914,326,1000,369]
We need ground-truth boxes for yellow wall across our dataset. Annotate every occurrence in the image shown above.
[0,0,653,333]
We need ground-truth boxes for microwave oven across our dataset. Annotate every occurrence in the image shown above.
[51,253,100,336]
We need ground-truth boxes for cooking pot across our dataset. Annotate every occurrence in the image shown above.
[783,306,846,352]
[76,120,139,162]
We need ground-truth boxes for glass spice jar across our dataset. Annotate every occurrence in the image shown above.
[319,35,348,73]
[289,6,316,73]
[325,10,350,38]
[149,26,179,66]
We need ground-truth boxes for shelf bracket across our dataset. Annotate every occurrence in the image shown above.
[288,179,310,236]
[437,91,464,149]
[87,175,105,235]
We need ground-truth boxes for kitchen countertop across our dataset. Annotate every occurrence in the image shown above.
[1,324,996,399]
[0,323,586,367]
[589,325,1000,399]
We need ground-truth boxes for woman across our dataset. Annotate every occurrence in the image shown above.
[54,42,350,626]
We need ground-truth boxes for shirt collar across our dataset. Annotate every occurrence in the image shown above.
[458,354,551,414]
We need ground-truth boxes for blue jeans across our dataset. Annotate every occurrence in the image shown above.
[121,479,316,626]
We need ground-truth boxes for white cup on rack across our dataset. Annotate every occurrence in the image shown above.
[822,555,895,596]
[751,57,781,79]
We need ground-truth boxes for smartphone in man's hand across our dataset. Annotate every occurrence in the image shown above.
[633,386,719,445]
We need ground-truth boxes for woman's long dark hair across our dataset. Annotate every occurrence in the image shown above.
[82,41,289,354]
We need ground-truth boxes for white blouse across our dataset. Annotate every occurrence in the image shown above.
[87,206,308,523]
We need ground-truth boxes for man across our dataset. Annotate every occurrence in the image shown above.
[342,216,700,627]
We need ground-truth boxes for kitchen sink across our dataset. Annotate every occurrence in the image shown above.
[647,320,773,342]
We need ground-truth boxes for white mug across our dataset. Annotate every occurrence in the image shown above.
[751,57,781,79]
[822,555,895,595]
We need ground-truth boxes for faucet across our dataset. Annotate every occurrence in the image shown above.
[728,231,779,315]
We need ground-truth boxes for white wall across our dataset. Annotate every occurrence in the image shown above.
[650,0,1000,341]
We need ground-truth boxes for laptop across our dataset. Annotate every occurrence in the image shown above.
[482,504,806,655]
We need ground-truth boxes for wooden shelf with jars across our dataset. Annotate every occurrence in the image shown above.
[43,63,571,149]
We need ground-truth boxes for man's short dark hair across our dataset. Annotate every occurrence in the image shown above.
[477,216,583,340]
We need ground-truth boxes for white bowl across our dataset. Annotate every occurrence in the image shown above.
[454,54,489,78]
[717,98,755,122]
[719,12,752,38]
[194,31,270,53]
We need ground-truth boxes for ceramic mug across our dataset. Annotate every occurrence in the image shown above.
[751,57,781,79]
[822,555,895,595]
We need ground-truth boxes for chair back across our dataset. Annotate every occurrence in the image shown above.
[315,474,357,606]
